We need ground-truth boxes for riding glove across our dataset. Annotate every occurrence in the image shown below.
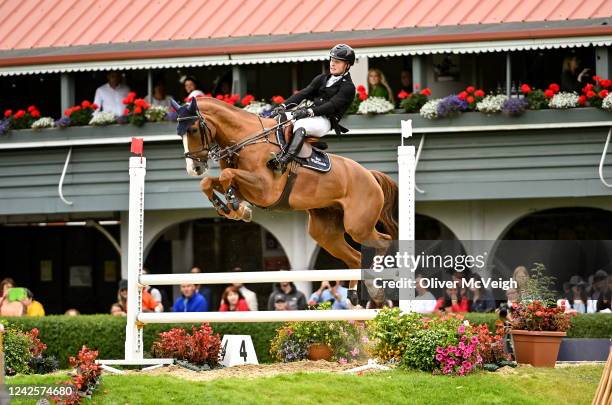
[292,108,312,120]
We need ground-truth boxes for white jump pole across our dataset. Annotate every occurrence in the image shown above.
[398,120,416,312]
[139,309,378,324]
[140,269,362,286]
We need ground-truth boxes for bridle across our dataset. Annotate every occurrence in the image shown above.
[178,109,214,164]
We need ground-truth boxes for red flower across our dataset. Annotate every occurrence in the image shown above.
[583,83,594,93]
[4,109,12,117]
[520,84,531,94]
[14,110,26,119]
[241,94,254,106]
[134,106,142,114]
[544,89,555,98]
[356,85,365,92]
[397,90,409,99]
[127,92,136,99]
[578,95,586,105]
[467,96,475,103]
[414,83,420,90]
[123,108,130,115]
[358,92,368,101]
[593,75,601,83]
[122,97,130,105]
[420,88,431,96]
[215,95,224,100]
[27,105,36,112]
[457,91,468,100]
[535,311,543,317]
[599,89,609,98]
[474,89,485,97]
[600,79,611,89]
[587,90,596,98]
[81,100,91,108]
[466,86,475,93]
[548,83,560,93]
[31,110,40,118]
[92,103,99,110]
[272,95,285,104]
[73,106,81,112]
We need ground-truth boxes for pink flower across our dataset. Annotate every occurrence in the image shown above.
[457,325,465,334]
[338,358,347,365]
[351,348,360,357]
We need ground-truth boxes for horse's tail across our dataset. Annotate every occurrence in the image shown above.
[370,170,398,240]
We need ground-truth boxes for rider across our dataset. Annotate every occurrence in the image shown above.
[267,44,356,173]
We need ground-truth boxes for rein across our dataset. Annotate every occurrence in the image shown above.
[182,112,291,165]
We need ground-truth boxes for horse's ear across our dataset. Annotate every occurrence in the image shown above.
[170,98,182,112]
[189,97,198,113]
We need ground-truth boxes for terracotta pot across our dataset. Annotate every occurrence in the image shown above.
[307,343,333,361]
[510,329,567,367]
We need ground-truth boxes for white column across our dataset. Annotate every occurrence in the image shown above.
[289,213,316,296]
[351,57,369,92]
[60,74,75,114]
[125,157,146,362]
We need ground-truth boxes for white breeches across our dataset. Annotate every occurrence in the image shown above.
[286,113,331,157]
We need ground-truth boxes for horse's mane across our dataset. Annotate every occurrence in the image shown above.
[197,97,264,123]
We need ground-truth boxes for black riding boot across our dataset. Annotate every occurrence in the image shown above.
[267,127,307,173]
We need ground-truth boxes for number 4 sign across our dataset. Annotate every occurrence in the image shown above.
[219,335,259,367]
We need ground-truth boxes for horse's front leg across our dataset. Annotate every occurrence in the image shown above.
[218,168,269,222]
[200,176,232,218]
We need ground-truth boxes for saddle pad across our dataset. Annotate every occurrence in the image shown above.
[275,118,332,173]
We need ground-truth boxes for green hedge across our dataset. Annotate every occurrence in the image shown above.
[0,315,280,368]
[2,313,610,369]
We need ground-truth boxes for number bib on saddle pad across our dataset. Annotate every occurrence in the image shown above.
[276,118,332,173]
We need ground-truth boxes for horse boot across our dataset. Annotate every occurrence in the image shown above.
[267,127,307,174]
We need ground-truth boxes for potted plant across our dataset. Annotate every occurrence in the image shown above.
[509,263,572,367]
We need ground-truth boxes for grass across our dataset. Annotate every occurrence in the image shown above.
[6,365,603,405]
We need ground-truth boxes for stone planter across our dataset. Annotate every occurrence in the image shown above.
[511,330,566,367]
[307,343,333,361]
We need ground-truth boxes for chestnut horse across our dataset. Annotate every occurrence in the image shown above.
[173,97,397,297]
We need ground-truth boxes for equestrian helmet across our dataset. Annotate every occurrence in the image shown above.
[329,44,355,65]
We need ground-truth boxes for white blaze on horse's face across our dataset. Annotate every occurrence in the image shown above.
[182,134,207,177]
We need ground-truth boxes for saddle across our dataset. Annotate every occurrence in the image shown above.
[275,116,332,173]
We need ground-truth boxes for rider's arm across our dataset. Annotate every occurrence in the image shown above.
[311,81,356,117]
[284,74,325,107]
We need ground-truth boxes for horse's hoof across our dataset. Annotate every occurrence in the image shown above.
[347,289,359,306]
[230,200,240,211]
[242,208,252,222]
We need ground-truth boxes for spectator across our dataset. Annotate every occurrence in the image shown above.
[512,266,529,299]
[366,299,393,309]
[142,268,163,304]
[468,275,495,313]
[0,287,25,316]
[505,288,519,307]
[561,55,592,93]
[411,275,436,314]
[273,296,288,311]
[145,79,173,108]
[23,289,45,316]
[64,308,80,316]
[230,267,258,311]
[112,279,162,315]
[1,277,15,298]
[267,282,307,311]
[308,280,348,309]
[367,68,394,104]
[173,283,208,312]
[93,71,130,117]
[219,286,250,312]
[596,275,611,312]
[435,285,469,313]
[399,69,413,93]
[183,76,205,100]
[110,303,126,316]
[190,266,212,309]
[590,270,609,301]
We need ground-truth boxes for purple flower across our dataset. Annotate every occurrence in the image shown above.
[54,116,71,129]
[502,97,528,117]
[436,95,468,118]
[165,111,178,121]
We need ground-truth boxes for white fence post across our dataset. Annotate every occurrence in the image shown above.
[125,156,146,362]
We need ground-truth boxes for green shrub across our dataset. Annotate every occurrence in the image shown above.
[366,307,423,361]
[3,326,32,375]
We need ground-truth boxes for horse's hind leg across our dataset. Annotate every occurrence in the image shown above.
[308,208,362,297]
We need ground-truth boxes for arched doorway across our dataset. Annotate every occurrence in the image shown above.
[493,207,612,295]
[145,217,289,311]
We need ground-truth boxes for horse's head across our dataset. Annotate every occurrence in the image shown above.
[171,97,211,176]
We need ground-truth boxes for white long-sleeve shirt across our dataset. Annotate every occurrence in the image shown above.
[94,83,130,117]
